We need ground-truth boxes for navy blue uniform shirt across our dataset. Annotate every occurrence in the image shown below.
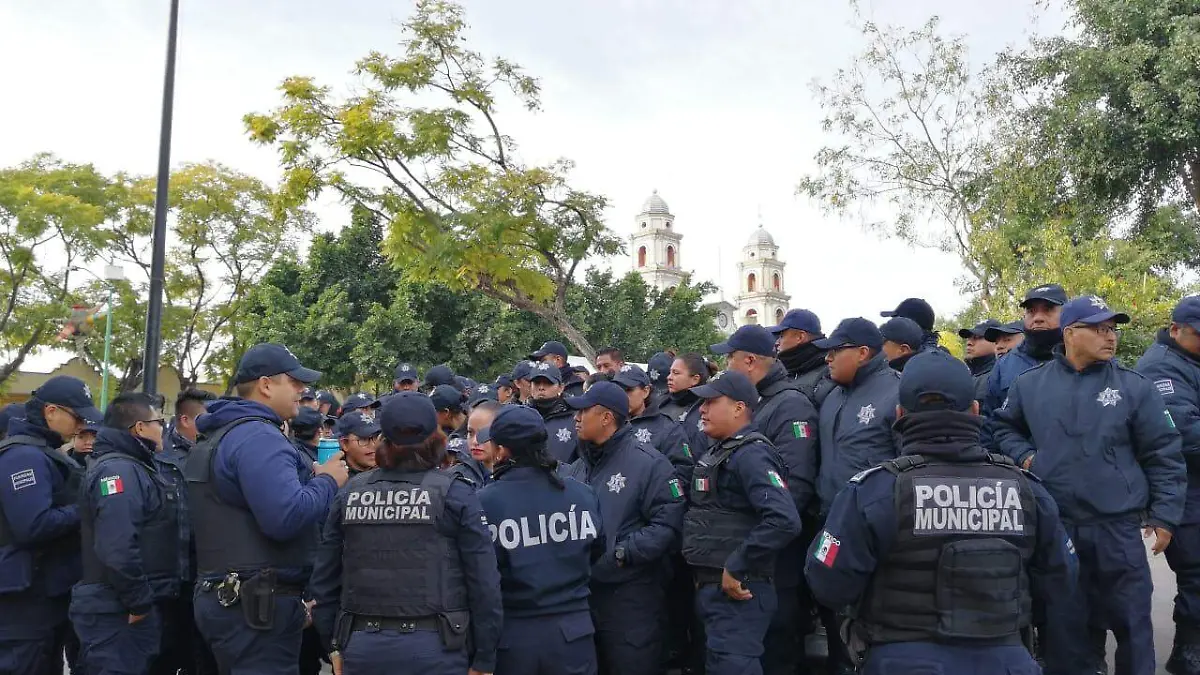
[534,399,578,463]
[629,400,695,487]
[1138,329,1200,524]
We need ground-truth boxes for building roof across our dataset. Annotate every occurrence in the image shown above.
[640,190,670,216]
[747,224,776,247]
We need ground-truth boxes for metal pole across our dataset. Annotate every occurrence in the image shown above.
[141,0,180,397]
[101,286,114,410]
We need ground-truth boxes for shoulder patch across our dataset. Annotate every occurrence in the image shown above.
[1156,379,1176,396]
[10,469,35,491]
[849,466,883,484]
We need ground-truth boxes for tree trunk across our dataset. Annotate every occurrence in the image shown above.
[478,284,598,364]
[0,328,45,386]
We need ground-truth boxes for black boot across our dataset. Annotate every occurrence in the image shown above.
[1169,623,1200,675]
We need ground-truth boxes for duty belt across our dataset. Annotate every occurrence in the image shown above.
[692,568,771,585]
[351,615,440,632]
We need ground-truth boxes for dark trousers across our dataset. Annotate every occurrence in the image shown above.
[1168,521,1200,635]
[591,578,665,675]
[696,581,776,675]
[496,611,597,675]
[0,638,58,675]
[863,642,1039,675]
[70,607,162,675]
[343,629,466,675]
[151,594,218,675]
[762,584,799,675]
[193,587,306,675]
[664,555,701,672]
[298,625,326,675]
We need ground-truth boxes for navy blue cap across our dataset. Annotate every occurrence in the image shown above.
[528,361,563,384]
[768,308,823,336]
[430,384,466,413]
[813,318,884,351]
[341,392,380,414]
[880,317,924,350]
[1020,283,1068,308]
[290,407,326,437]
[0,402,24,433]
[563,381,629,420]
[379,392,439,445]
[1172,296,1200,332]
[1060,295,1130,328]
[33,375,102,423]
[81,422,100,434]
[613,364,651,389]
[494,374,514,389]
[511,360,535,381]
[468,383,499,407]
[880,298,935,331]
[454,376,475,392]
[316,390,340,408]
[983,321,1024,341]
[481,406,547,450]
[335,410,382,438]
[958,319,1002,340]
[394,362,419,383]
[234,343,320,385]
[646,352,674,386]
[710,325,776,357]
[423,365,457,389]
[900,351,976,413]
[690,370,759,408]
[300,387,317,401]
[532,340,569,360]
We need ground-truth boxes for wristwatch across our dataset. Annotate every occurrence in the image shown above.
[614,545,627,567]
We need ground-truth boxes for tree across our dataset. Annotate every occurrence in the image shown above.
[0,154,112,386]
[245,0,621,362]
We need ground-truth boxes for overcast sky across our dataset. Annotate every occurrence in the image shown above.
[0,0,1067,370]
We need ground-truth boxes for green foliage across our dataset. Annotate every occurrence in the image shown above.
[245,0,620,360]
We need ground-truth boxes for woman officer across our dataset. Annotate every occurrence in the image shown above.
[477,406,605,675]
[310,392,503,675]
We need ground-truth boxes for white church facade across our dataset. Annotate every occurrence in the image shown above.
[629,191,790,335]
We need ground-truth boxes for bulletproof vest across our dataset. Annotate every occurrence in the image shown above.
[859,453,1037,645]
[340,469,468,617]
[682,433,772,571]
[184,418,312,575]
[0,434,83,549]
[81,452,179,584]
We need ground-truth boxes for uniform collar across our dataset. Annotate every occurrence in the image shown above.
[5,418,64,448]
[1158,328,1200,366]
[850,352,889,388]
[93,427,157,465]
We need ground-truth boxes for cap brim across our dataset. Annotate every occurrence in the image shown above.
[689,383,724,400]
[77,406,103,424]
[530,350,548,360]
[957,328,979,339]
[709,340,734,354]
[287,366,322,385]
[880,310,898,317]
[562,396,594,410]
[1019,296,1065,308]
[766,324,787,335]
[1074,310,1131,326]
[811,336,850,350]
[477,427,492,444]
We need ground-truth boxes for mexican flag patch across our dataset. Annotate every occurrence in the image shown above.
[694,477,711,493]
[668,478,684,499]
[814,531,840,567]
[792,421,811,438]
[1165,410,1177,429]
[100,475,124,496]
[682,443,692,458]
[767,470,787,489]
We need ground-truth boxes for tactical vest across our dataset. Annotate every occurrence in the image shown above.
[682,433,772,571]
[339,470,467,618]
[184,418,311,575]
[81,452,179,585]
[859,453,1037,645]
[0,434,83,549]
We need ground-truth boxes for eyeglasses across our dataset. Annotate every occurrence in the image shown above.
[1070,323,1120,336]
[348,434,380,446]
[134,418,167,429]
[53,406,85,425]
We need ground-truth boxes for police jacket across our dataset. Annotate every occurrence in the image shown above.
[683,426,801,579]
[779,342,836,408]
[73,429,181,616]
[816,354,900,515]
[629,400,695,487]
[1137,330,1200,526]
[479,465,604,618]
[0,418,82,604]
[563,425,686,585]
[163,426,194,456]
[993,350,1186,529]
[532,397,578,463]
[967,354,996,403]
[187,399,338,583]
[659,391,709,456]
[310,466,503,673]
[805,411,1077,646]
[562,368,585,398]
[152,450,193,583]
[981,334,1059,449]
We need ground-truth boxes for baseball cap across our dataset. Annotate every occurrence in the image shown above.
[378,392,439,446]
[528,361,563,384]
[957,319,1002,340]
[768,308,822,336]
[468,382,499,407]
[511,360,535,381]
[0,402,24,434]
[481,406,547,450]
[880,317,924,350]
[1172,296,1200,332]
[33,376,102,423]
[290,407,326,438]
[494,374,514,389]
[899,351,976,413]
[690,370,759,409]
[612,364,651,389]
[812,318,884,351]
[880,298,935,331]
[646,352,674,386]
[335,410,382,439]
[394,362,419,383]
[983,321,1024,341]
[531,340,569,360]
[1060,295,1130,328]
[234,343,321,385]
[429,385,467,413]
[423,365,457,389]
[341,392,380,414]
[710,325,776,357]
[1020,283,1068,308]
[299,388,317,401]
[563,381,629,420]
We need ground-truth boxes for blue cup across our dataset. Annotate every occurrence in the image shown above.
[317,438,340,464]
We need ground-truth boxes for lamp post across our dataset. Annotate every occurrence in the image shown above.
[100,265,124,410]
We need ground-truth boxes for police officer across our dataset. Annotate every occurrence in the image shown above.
[770,308,835,407]
[880,297,940,352]
[685,370,802,675]
[310,392,503,675]
[880,317,924,372]
[661,353,714,450]
[166,388,216,456]
[613,364,694,483]
[957,319,1001,402]
[431,385,468,438]
[494,375,517,405]
[68,423,97,466]
[186,343,349,675]
[712,324,817,675]
[595,347,626,375]
[449,400,502,487]
[468,383,499,409]
[340,393,380,419]
[512,361,535,405]
[477,406,605,674]
[994,295,1186,674]
[335,411,381,477]
[300,388,319,410]
[70,393,180,674]
[804,351,1077,674]
[0,376,93,675]
[289,407,325,465]
[562,381,686,675]
[533,341,585,397]
[423,364,458,393]
[315,391,340,417]
[0,402,25,441]
[394,362,420,392]
[647,351,676,409]
[527,362,578,463]
[986,321,1025,358]
[1138,296,1200,673]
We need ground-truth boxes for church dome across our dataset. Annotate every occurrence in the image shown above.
[747,225,775,247]
[641,190,670,215]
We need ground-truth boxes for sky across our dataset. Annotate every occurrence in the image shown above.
[0,0,1068,370]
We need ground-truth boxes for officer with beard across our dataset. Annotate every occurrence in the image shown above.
[805,351,1076,674]
[957,319,1001,402]
[528,363,578,463]
[770,308,835,407]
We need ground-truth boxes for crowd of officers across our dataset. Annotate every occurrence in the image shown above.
[3,281,1200,675]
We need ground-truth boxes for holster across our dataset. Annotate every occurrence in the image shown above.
[333,611,353,652]
[240,569,277,631]
[436,611,470,651]
[840,617,868,669]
